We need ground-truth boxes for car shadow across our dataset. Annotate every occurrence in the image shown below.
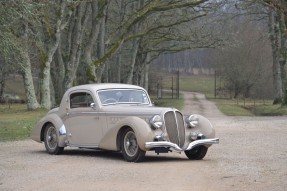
[31,148,194,163]
[143,156,188,163]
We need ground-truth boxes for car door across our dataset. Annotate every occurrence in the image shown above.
[64,90,107,147]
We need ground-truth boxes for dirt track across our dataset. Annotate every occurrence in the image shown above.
[0,92,287,191]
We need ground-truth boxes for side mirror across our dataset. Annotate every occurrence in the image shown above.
[90,103,96,110]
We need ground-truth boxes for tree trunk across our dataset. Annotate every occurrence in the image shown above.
[21,23,40,110]
[0,59,6,100]
[279,12,287,105]
[50,76,56,108]
[63,2,88,91]
[54,45,65,103]
[126,0,144,84]
[269,10,283,104]
[144,52,151,91]
[96,1,108,83]
[116,48,122,83]
[115,0,126,83]
[84,2,101,82]
[40,0,66,109]
[22,50,40,110]
[126,39,140,84]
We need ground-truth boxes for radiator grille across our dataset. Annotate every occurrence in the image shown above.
[164,111,185,148]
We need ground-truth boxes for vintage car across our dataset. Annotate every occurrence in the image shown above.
[31,83,219,162]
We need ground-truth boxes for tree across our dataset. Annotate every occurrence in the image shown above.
[238,0,287,104]
[0,1,41,109]
[39,0,71,109]
[4,0,265,110]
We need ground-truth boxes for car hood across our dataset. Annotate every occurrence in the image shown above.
[100,105,176,116]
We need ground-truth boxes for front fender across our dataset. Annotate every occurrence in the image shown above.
[189,114,215,147]
[30,113,67,147]
[99,116,154,151]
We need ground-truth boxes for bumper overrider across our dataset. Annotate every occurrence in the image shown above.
[145,138,219,152]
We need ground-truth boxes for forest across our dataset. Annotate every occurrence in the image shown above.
[0,0,286,110]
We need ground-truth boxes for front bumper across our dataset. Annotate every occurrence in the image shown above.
[145,138,219,152]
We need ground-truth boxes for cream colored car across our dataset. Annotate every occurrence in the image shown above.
[31,83,219,162]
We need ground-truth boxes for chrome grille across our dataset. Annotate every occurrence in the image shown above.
[175,111,185,147]
[164,111,185,148]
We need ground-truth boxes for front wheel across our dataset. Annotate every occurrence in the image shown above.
[185,146,208,160]
[121,128,146,162]
[44,124,64,155]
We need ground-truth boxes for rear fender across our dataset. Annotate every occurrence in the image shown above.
[31,113,67,147]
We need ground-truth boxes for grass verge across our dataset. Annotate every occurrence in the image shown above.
[162,75,214,97]
[247,104,287,116]
[0,104,47,141]
[214,100,254,116]
[150,92,184,110]
[212,98,287,116]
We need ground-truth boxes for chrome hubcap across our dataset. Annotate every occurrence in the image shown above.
[125,140,131,147]
[46,126,57,150]
[124,131,138,157]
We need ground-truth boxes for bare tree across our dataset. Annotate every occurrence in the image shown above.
[237,0,287,104]
[39,0,71,109]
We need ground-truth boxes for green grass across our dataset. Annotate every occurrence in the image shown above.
[0,104,47,141]
[214,99,254,116]
[150,92,184,110]
[162,74,214,97]
[247,104,287,116]
[212,98,287,116]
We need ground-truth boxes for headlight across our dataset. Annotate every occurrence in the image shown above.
[185,115,199,128]
[150,115,163,129]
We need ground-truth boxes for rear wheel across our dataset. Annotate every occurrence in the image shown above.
[44,124,64,155]
[185,146,208,160]
[121,128,145,162]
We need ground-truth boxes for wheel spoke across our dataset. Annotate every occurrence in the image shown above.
[124,131,138,157]
[47,127,57,150]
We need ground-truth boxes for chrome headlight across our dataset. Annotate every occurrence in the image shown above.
[185,115,199,128]
[150,115,163,129]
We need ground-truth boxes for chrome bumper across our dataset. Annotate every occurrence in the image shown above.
[145,138,219,152]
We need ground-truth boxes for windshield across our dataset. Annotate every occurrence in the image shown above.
[98,89,150,105]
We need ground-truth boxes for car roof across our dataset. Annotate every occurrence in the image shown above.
[67,83,146,93]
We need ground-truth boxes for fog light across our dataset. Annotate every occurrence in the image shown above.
[197,133,205,139]
[190,132,198,141]
[154,135,164,141]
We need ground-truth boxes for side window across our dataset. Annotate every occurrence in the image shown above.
[70,92,94,108]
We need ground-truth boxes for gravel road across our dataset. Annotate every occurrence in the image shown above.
[0,92,287,191]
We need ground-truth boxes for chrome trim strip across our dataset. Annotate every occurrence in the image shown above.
[68,144,99,148]
[173,110,181,147]
[68,111,160,116]
[186,138,219,150]
[145,138,219,152]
